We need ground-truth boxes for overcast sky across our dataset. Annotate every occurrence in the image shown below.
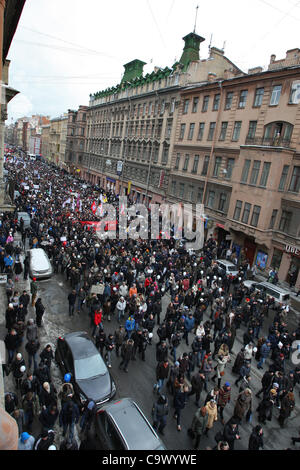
[6,0,300,122]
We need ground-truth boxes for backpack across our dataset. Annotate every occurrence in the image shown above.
[65,402,74,423]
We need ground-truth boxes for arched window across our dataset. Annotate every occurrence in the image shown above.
[263,121,293,146]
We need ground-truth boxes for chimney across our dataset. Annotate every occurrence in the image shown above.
[121,59,146,83]
[179,32,205,71]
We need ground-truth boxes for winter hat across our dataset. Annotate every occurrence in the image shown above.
[273,383,279,388]
[20,432,30,443]
[225,382,230,387]
[48,445,56,450]
[175,361,180,367]
[87,400,95,410]
[16,353,22,360]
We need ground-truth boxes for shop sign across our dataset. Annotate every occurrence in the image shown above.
[285,244,300,256]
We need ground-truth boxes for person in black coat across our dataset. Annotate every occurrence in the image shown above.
[223,417,241,450]
[4,328,21,365]
[39,381,57,409]
[25,338,40,371]
[35,298,45,327]
[39,405,59,432]
[40,344,54,369]
[248,425,264,450]
[173,385,189,431]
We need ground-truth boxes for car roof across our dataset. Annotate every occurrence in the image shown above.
[216,259,236,267]
[103,398,163,450]
[257,282,290,295]
[63,331,98,359]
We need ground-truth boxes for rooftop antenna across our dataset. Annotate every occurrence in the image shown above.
[193,4,199,33]
[209,34,213,53]
[222,40,226,52]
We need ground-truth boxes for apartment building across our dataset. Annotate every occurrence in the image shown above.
[65,105,88,175]
[49,114,68,167]
[81,32,242,203]
[170,48,300,287]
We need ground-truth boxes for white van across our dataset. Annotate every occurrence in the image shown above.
[253,281,290,306]
[29,248,53,279]
[216,259,239,278]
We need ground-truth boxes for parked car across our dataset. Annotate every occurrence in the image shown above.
[55,331,116,408]
[252,281,290,306]
[216,259,239,278]
[28,247,53,279]
[17,211,31,229]
[93,398,166,450]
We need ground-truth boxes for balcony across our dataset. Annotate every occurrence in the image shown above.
[245,136,292,149]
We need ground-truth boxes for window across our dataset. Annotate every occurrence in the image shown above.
[232,121,242,141]
[183,99,190,114]
[218,193,227,212]
[219,122,228,141]
[242,202,251,224]
[188,123,195,140]
[250,160,261,185]
[161,145,169,164]
[213,93,220,111]
[213,156,222,177]
[278,165,289,191]
[174,153,180,170]
[251,205,261,227]
[197,187,204,203]
[192,155,199,174]
[202,155,210,176]
[269,209,278,229]
[165,119,172,138]
[179,182,185,198]
[179,123,186,140]
[170,98,175,113]
[148,102,153,115]
[247,121,257,139]
[171,180,177,196]
[183,155,190,171]
[238,90,248,108]
[279,210,292,233]
[233,200,242,221]
[225,158,235,179]
[207,190,215,208]
[241,159,251,183]
[253,88,264,107]
[192,97,199,113]
[270,85,282,106]
[208,122,216,140]
[188,185,195,201]
[160,100,165,115]
[197,122,205,140]
[259,162,271,187]
[289,166,300,192]
[225,92,233,110]
[142,103,146,116]
[202,95,209,112]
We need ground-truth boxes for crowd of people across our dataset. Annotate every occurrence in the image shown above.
[1,149,300,451]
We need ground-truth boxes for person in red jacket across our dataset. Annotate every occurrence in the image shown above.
[92,309,103,337]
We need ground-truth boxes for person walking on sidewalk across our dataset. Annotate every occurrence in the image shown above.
[152,394,169,436]
[190,406,208,449]
[68,290,77,317]
[35,298,45,327]
[30,278,38,307]
[59,400,80,442]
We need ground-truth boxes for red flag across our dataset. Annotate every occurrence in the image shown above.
[91,201,97,214]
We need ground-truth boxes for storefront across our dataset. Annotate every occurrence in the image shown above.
[106,177,116,193]
[271,242,300,288]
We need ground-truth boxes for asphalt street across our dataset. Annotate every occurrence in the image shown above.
[1,244,300,450]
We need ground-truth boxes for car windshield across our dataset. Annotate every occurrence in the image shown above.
[74,354,107,380]
[228,266,237,272]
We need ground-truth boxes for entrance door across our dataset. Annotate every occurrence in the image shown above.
[244,238,257,266]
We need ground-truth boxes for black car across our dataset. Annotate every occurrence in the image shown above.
[55,331,116,408]
[93,398,166,450]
